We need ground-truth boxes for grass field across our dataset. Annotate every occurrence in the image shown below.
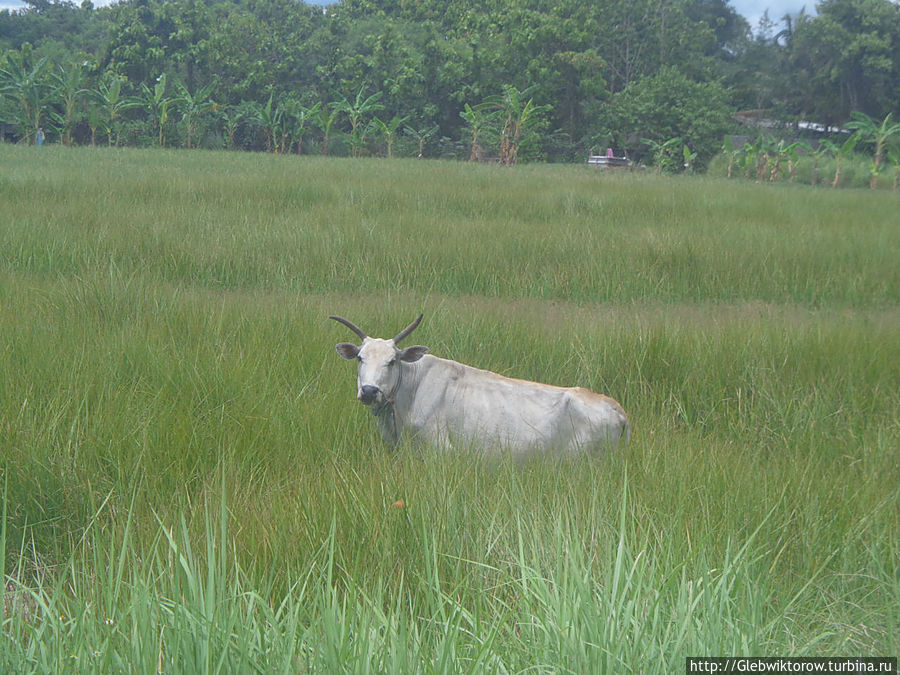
[1,145,898,672]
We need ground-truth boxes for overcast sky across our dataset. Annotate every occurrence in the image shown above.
[1,0,812,37]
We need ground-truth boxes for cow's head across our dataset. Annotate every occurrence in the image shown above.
[331,314,429,408]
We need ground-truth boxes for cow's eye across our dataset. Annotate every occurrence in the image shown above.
[387,358,397,367]
[356,355,363,362]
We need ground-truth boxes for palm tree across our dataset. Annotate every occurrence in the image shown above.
[331,88,384,157]
[846,112,900,188]
[0,53,50,144]
[173,79,217,149]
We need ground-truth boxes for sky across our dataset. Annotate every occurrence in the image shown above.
[0,0,812,36]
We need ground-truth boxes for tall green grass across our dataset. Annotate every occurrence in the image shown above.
[1,145,898,671]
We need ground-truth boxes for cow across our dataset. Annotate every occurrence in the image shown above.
[330,314,629,458]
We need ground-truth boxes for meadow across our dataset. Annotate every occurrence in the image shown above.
[0,145,897,672]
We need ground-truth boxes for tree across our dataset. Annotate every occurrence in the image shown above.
[481,84,551,166]
[768,139,800,182]
[332,88,384,157]
[290,102,321,155]
[459,103,499,161]
[0,50,50,144]
[403,123,438,158]
[642,137,683,173]
[819,134,860,188]
[136,73,173,147]
[89,74,135,146]
[251,94,281,153]
[787,0,900,123]
[845,111,900,188]
[49,61,90,146]
[314,104,340,156]
[173,78,217,149]
[598,67,734,167]
[371,114,407,158]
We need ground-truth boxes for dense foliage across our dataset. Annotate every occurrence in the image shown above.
[1,0,898,165]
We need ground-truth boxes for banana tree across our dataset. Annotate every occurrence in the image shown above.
[371,114,407,158]
[768,139,800,182]
[682,144,698,174]
[315,104,340,156]
[403,124,439,158]
[249,94,282,153]
[49,61,91,146]
[887,149,900,191]
[722,136,742,178]
[820,134,860,188]
[845,112,900,188]
[331,88,384,157]
[800,140,828,187]
[89,75,135,146]
[0,53,50,144]
[173,78,217,149]
[137,74,174,147]
[291,102,320,154]
[481,85,550,166]
[460,103,500,162]
[642,137,682,174]
[742,141,758,180]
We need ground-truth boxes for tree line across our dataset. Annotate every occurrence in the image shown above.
[1,0,898,168]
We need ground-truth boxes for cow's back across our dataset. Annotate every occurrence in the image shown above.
[404,356,628,454]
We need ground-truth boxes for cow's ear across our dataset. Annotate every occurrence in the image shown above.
[399,345,428,362]
[336,342,360,360]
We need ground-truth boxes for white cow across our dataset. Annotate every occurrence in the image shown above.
[331,314,629,457]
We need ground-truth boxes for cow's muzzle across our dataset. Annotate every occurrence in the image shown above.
[359,385,380,405]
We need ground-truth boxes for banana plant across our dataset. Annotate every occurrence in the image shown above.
[371,114,408,158]
[642,137,682,174]
[722,136,742,178]
[89,75,136,146]
[250,94,282,153]
[331,88,384,157]
[173,78,217,149]
[314,104,340,156]
[846,112,900,188]
[886,149,900,191]
[460,103,500,162]
[682,144,698,174]
[291,102,320,154]
[481,85,550,166]
[0,52,50,144]
[137,73,174,147]
[820,134,859,188]
[768,139,800,182]
[403,124,439,158]
[49,61,91,146]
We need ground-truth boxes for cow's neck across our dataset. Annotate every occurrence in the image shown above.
[370,359,426,445]
[370,360,408,444]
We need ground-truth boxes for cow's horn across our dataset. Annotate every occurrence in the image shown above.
[329,315,367,341]
[393,314,423,344]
